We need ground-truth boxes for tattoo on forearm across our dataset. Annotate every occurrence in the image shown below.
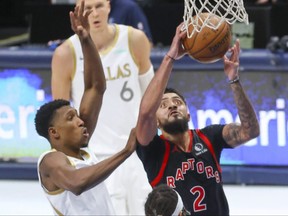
[228,83,259,145]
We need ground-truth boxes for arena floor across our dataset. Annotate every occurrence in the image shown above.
[0,180,287,215]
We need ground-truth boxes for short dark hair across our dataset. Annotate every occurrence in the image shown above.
[164,87,186,104]
[34,99,70,140]
[145,184,177,216]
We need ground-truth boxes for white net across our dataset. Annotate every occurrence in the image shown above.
[183,0,249,38]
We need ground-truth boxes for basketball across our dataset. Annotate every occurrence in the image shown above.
[182,13,232,63]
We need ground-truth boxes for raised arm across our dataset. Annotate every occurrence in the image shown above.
[70,0,106,138]
[222,39,260,147]
[136,23,187,145]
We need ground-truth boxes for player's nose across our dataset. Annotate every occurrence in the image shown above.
[77,117,85,127]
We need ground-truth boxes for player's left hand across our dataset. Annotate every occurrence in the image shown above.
[223,39,240,81]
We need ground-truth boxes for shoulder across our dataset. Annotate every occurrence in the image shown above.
[51,38,76,71]
[129,26,150,44]
[40,150,68,165]
[52,39,74,61]
[118,24,148,43]
[39,151,69,175]
[198,125,230,148]
[200,124,225,136]
[128,26,151,67]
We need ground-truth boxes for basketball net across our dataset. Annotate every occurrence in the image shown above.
[183,0,249,38]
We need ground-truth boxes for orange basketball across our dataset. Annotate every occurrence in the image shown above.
[182,13,232,63]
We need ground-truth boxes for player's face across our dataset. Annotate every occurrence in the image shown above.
[49,106,90,149]
[80,0,110,31]
[156,93,190,134]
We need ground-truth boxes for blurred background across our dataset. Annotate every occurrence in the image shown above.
[1,0,288,215]
[1,0,288,48]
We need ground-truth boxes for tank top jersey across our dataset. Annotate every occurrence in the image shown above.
[136,125,231,215]
[37,148,115,215]
[69,24,141,155]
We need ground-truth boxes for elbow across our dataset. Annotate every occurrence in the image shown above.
[71,184,88,196]
[250,119,260,139]
[99,82,106,95]
[68,180,88,196]
[244,124,260,141]
[243,116,260,140]
[95,82,106,95]
[251,124,260,139]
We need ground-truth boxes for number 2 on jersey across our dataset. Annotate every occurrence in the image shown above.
[191,186,207,212]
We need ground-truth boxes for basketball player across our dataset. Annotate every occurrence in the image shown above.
[135,23,260,215]
[145,184,191,216]
[51,0,153,214]
[35,2,137,215]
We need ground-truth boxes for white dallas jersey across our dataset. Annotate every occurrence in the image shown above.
[37,148,115,216]
[69,24,142,155]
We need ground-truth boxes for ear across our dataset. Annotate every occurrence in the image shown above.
[186,107,191,120]
[48,127,60,139]
[187,113,191,121]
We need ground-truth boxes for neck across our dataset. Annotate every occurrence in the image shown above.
[90,24,116,51]
[53,145,84,160]
[161,130,190,152]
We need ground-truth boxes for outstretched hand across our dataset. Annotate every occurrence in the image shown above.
[69,0,92,39]
[223,39,240,80]
[166,22,188,60]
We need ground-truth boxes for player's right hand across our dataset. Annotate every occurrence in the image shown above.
[167,22,188,60]
[69,0,92,39]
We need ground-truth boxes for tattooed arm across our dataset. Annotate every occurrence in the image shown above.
[222,39,260,148]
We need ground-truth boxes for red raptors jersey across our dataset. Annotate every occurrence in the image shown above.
[137,125,231,215]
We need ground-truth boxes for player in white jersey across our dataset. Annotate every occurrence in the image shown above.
[37,148,115,215]
[51,0,154,214]
[69,24,144,155]
[35,2,137,215]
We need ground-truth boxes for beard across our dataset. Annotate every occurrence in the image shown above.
[162,118,189,135]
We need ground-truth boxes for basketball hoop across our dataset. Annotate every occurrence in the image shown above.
[183,0,249,38]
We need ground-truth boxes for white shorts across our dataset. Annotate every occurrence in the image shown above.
[97,152,152,215]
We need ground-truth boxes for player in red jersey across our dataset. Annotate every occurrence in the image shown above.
[135,23,260,215]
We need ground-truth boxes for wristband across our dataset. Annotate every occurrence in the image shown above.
[228,76,240,84]
[166,54,176,61]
